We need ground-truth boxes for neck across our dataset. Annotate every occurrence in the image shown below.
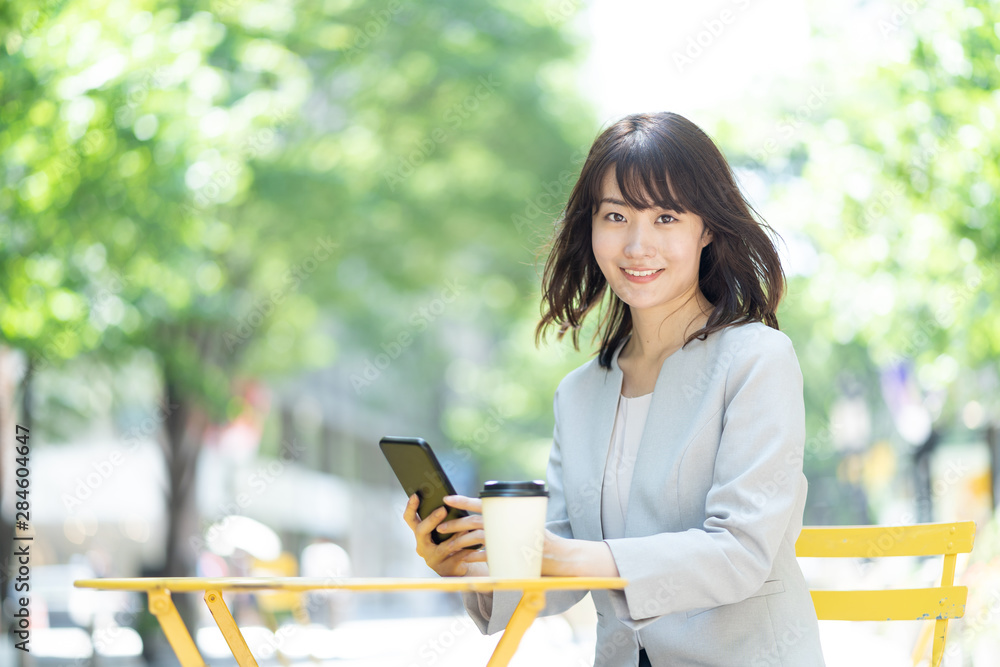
[622,288,712,361]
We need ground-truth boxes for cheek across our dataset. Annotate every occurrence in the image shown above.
[666,238,703,264]
[591,230,613,264]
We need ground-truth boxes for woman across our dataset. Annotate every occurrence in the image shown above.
[403,112,825,666]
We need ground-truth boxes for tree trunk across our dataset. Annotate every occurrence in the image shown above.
[913,428,941,523]
[0,346,16,634]
[151,364,209,646]
[988,423,998,513]
[0,349,30,666]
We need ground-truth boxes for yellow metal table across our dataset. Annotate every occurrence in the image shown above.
[74,576,627,666]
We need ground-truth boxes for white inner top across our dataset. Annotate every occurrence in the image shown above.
[601,390,654,648]
[601,392,653,539]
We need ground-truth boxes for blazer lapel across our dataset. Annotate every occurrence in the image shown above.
[576,336,627,542]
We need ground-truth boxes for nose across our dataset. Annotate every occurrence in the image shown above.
[624,221,654,258]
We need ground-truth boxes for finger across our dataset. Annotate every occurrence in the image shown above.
[440,539,487,565]
[438,550,474,574]
[443,495,483,513]
[446,547,487,569]
[461,549,488,563]
[403,493,417,524]
[445,529,486,553]
[437,513,484,535]
[416,506,448,540]
[403,494,421,528]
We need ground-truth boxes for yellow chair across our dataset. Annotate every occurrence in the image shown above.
[795,521,976,667]
[249,552,303,615]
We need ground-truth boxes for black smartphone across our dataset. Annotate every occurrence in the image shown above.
[379,436,482,550]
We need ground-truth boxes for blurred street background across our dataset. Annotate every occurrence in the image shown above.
[2,0,999,665]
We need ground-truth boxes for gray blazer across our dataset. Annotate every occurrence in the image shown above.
[462,322,826,666]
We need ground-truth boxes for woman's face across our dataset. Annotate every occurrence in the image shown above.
[591,166,712,315]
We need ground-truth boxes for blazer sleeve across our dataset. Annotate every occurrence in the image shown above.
[603,330,807,621]
[461,384,589,634]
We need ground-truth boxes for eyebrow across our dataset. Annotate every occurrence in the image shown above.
[596,197,679,212]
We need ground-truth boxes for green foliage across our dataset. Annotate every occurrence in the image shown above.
[0,0,596,445]
[795,0,1000,420]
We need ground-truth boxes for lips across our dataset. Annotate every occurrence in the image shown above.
[620,267,664,283]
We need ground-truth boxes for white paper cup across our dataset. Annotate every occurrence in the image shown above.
[480,480,549,578]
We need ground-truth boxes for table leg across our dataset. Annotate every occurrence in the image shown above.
[487,590,547,667]
[147,589,205,667]
[205,590,260,667]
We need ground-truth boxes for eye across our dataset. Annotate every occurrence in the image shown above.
[602,212,676,224]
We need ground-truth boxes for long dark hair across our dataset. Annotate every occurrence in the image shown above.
[535,112,786,369]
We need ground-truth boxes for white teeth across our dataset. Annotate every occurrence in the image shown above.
[623,268,660,277]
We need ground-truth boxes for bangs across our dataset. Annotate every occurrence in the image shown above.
[589,134,694,214]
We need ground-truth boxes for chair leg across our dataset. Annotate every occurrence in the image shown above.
[930,618,949,667]
[911,620,934,666]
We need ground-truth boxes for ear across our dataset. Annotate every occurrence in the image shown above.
[701,228,713,247]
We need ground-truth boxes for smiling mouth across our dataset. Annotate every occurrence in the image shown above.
[621,268,663,277]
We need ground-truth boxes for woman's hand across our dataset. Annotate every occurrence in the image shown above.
[403,493,488,577]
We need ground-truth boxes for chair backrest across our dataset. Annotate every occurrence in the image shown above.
[795,521,976,667]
